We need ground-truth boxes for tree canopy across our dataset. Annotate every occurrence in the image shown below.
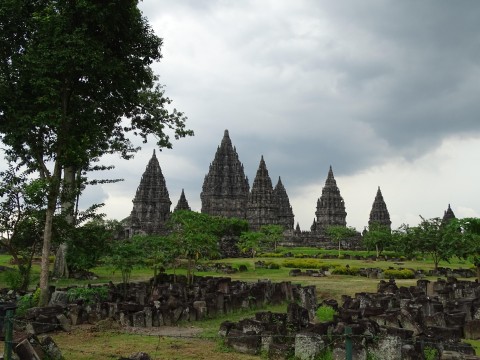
[0,0,192,304]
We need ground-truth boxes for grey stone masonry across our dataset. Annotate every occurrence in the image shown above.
[315,166,347,231]
[247,156,279,231]
[368,186,392,230]
[274,176,295,230]
[201,129,250,219]
[125,150,171,236]
[174,189,191,212]
[442,203,456,224]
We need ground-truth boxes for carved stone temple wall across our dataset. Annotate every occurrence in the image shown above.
[124,130,455,250]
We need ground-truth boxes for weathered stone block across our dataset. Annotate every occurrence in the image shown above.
[268,343,293,360]
[464,319,480,340]
[56,314,71,332]
[294,332,324,360]
[41,336,64,360]
[226,329,261,355]
[131,311,145,327]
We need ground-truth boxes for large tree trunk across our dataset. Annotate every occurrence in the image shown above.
[39,197,56,306]
[39,164,62,306]
[53,166,76,278]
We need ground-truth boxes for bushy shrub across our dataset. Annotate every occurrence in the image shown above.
[330,265,360,276]
[383,269,415,279]
[67,286,109,305]
[4,269,23,291]
[265,262,280,269]
[258,252,283,258]
[282,259,328,270]
[316,305,337,322]
[16,288,41,317]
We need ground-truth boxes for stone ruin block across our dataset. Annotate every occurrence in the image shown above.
[218,320,234,337]
[368,327,411,360]
[226,328,261,355]
[192,300,206,320]
[427,326,463,340]
[463,319,480,340]
[238,318,265,334]
[287,303,310,330]
[446,312,467,328]
[424,312,447,327]
[15,334,64,360]
[289,269,302,277]
[144,307,152,328]
[294,332,324,360]
[332,346,367,360]
[268,343,293,360]
[131,311,145,327]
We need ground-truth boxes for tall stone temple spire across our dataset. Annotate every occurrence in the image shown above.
[315,166,347,230]
[174,189,191,212]
[274,176,295,230]
[201,130,249,218]
[368,187,391,230]
[247,156,279,230]
[127,150,171,235]
[442,204,456,225]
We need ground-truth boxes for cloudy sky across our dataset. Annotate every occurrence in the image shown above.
[83,0,480,231]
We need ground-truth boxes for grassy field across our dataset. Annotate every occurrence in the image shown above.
[0,250,478,359]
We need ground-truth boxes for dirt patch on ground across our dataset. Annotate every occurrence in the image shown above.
[122,325,203,337]
[68,321,203,338]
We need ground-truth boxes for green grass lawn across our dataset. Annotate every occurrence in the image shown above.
[1,249,479,357]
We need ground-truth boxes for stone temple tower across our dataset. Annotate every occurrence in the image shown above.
[126,150,171,236]
[247,156,279,231]
[368,186,391,230]
[274,176,295,230]
[174,189,191,212]
[442,204,456,225]
[201,130,250,219]
[315,166,347,231]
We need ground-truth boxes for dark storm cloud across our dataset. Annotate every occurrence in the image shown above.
[89,0,480,226]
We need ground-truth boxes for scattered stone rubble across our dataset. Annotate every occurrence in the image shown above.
[219,277,480,360]
[12,275,315,337]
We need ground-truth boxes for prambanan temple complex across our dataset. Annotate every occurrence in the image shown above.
[124,130,454,247]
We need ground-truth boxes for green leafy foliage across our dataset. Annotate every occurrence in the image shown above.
[133,235,177,281]
[16,288,41,317]
[362,223,392,257]
[238,231,264,258]
[4,269,23,291]
[383,268,415,279]
[66,220,113,272]
[325,225,358,258]
[238,225,285,258]
[0,0,192,304]
[282,259,329,270]
[330,265,360,276]
[104,240,145,297]
[445,218,480,280]
[423,346,439,360]
[316,305,337,322]
[167,211,238,284]
[66,286,109,305]
[409,217,453,270]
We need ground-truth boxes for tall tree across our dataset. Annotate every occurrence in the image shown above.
[0,165,44,290]
[411,217,453,270]
[325,225,357,258]
[362,223,392,258]
[0,1,192,304]
[445,218,480,280]
[167,210,222,284]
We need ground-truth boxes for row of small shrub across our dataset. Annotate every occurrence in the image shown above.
[258,252,284,258]
[383,268,415,279]
[330,265,360,276]
[282,259,329,270]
